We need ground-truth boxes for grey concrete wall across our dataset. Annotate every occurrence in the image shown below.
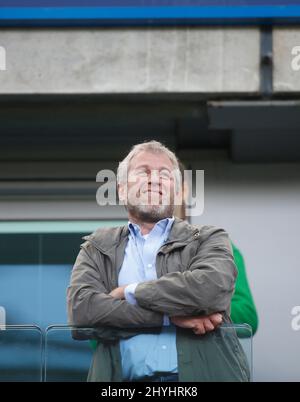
[0,27,259,94]
[2,26,300,94]
[273,27,300,92]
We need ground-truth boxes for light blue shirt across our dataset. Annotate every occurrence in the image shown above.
[118,217,178,381]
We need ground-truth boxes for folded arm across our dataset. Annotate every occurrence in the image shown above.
[133,226,237,317]
[67,242,164,330]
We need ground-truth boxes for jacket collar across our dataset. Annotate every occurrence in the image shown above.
[82,217,201,255]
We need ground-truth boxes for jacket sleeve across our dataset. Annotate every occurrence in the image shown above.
[67,241,164,329]
[134,226,238,317]
[230,243,259,335]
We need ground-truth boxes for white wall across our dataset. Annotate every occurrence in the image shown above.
[190,156,300,381]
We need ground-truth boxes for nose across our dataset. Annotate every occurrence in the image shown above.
[147,171,162,191]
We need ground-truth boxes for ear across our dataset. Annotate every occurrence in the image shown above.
[183,180,190,203]
[118,182,127,204]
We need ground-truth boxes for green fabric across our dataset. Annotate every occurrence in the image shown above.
[231,242,259,335]
[89,241,258,352]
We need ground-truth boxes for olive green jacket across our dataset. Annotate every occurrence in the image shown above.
[67,218,250,382]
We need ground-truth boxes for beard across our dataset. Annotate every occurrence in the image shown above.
[124,185,175,223]
[127,202,174,223]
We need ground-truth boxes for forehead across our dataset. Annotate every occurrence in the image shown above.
[130,151,174,170]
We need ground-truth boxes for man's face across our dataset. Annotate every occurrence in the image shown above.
[118,151,178,223]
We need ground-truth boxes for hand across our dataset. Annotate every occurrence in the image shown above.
[170,313,223,335]
[109,285,127,300]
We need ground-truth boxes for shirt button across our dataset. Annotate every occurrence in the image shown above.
[162,345,167,350]
[147,264,152,268]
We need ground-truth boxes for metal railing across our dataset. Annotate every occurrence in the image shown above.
[0,324,253,382]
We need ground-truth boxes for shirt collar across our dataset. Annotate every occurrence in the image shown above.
[128,216,175,241]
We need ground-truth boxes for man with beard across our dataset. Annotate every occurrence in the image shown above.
[67,140,250,382]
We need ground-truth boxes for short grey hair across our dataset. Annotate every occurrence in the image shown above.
[117,140,180,186]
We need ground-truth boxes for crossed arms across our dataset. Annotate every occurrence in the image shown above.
[67,226,237,337]
[108,285,223,335]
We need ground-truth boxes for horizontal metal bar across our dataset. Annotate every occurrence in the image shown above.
[1,6,300,26]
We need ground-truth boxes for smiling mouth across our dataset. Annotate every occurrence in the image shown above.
[145,190,163,196]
